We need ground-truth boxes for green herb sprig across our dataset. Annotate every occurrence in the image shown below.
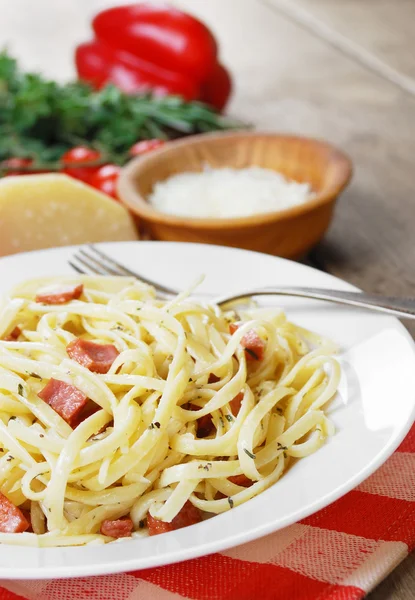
[0,51,243,170]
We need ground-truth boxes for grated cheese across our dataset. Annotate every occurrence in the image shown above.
[148,167,313,219]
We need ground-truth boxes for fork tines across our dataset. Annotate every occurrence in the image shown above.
[69,245,177,296]
[70,246,136,278]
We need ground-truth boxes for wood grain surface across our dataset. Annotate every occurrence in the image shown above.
[1,0,414,596]
[279,0,415,81]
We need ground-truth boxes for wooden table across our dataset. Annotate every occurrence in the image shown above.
[1,0,414,596]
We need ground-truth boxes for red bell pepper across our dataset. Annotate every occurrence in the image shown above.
[199,63,232,113]
[75,40,199,99]
[75,3,232,111]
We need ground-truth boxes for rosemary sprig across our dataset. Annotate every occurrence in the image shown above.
[0,51,244,169]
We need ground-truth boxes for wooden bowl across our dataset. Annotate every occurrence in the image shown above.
[117,132,352,258]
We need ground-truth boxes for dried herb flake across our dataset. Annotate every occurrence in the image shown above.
[30,372,42,379]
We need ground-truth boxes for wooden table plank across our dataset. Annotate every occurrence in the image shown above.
[273,0,415,81]
[369,554,415,599]
[199,0,415,334]
[1,0,414,597]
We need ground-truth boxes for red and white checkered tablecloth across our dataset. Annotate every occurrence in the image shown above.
[1,424,414,600]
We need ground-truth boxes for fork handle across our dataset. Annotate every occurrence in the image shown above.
[215,287,415,320]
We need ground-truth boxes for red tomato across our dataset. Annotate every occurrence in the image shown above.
[129,139,165,157]
[2,157,33,176]
[61,146,102,183]
[89,164,121,199]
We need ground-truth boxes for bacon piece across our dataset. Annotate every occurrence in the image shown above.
[171,500,202,529]
[36,284,83,305]
[67,338,119,374]
[229,392,244,416]
[0,492,30,533]
[38,378,88,426]
[228,474,254,487]
[20,509,33,533]
[208,373,220,383]
[147,501,202,536]
[3,326,21,341]
[70,401,102,429]
[241,329,266,361]
[229,323,240,335]
[187,403,214,438]
[229,323,266,361]
[100,518,133,538]
[196,413,214,438]
[147,514,173,535]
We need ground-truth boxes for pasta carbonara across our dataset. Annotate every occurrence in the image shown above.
[0,276,340,546]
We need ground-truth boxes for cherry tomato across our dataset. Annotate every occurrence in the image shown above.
[1,157,33,176]
[129,139,165,157]
[89,164,121,199]
[61,146,102,183]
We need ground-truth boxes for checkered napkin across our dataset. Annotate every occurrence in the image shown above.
[1,424,414,600]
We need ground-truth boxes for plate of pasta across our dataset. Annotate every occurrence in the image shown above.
[0,241,414,579]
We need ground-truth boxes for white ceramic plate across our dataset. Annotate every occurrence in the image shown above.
[0,241,414,580]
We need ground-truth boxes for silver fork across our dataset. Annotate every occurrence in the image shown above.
[69,245,415,320]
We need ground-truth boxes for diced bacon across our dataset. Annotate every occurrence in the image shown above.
[147,501,202,536]
[196,414,214,438]
[66,338,119,374]
[208,373,220,383]
[229,392,244,416]
[0,492,30,533]
[228,474,254,487]
[147,514,173,535]
[20,509,33,533]
[100,518,133,538]
[241,329,266,361]
[70,401,102,429]
[229,322,240,335]
[36,283,83,305]
[3,326,21,341]
[229,323,265,361]
[171,500,202,529]
[38,378,88,426]
[187,403,214,438]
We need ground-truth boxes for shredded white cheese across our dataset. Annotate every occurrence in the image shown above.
[148,167,313,219]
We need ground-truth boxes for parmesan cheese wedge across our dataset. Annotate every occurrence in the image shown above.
[0,174,139,256]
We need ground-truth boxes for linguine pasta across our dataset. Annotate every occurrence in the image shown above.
[0,276,340,546]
